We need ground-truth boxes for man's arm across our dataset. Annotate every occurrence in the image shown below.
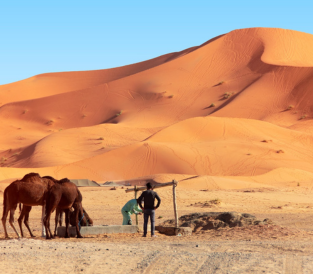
[137,193,144,209]
[133,204,143,214]
[154,192,161,209]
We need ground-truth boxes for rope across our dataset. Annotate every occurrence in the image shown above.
[78,213,85,230]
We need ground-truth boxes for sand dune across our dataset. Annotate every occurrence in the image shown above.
[2,28,313,273]
[0,27,313,188]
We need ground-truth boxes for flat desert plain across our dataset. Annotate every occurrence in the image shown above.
[1,27,313,273]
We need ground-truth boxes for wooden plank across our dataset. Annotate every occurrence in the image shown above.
[125,180,178,193]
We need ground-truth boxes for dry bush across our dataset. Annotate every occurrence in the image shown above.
[223,92,231,99]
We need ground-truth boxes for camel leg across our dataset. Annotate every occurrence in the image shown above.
[2,208,10,239]
[18,205,34,238]
[43,213,52,240]
[43,208,55,240]
[59,211,63,226]
[74,203,83,238]
[54,208,62,237]
[41,204,46,237]
[17,207,25,238]
[44,195,60,239]
[23,207,35,237]
[64,209,70,238]
[9,208,20,238]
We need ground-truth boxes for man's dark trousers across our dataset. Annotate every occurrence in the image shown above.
[143,209,155,236]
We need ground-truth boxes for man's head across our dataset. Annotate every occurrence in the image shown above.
[146,182,153,190]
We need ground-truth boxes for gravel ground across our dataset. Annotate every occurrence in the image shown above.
[1,235,313,274]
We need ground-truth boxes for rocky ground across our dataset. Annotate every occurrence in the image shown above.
[2,186,313,273]
[1,231,313,274]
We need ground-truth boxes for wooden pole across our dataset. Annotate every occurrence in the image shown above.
[134,185,138,226]
[172,180,178,228]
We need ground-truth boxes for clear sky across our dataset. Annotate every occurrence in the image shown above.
[0,0,312,85]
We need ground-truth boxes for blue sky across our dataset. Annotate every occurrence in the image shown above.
[0,0,312,85]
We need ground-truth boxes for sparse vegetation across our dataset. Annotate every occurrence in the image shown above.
[214,81,225,86]
[158,216,163,219]
[22,110,28,114]
[299,115,307,120]
[46,120,54,126]
[223,92,231,99]
[209,103,216,108]
[287,105,294,110]
[209,198,221,205]
[116,111,123,116]
[1,157,7,163]
[276,150,284,154]
[82,114,87,118]
[168,95,174,98]
[261,140,272,143]
[189,198,222,208]
[297,182,300,187]
[98,137,104,140]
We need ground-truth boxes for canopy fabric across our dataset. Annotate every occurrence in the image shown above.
[69,179,100,187]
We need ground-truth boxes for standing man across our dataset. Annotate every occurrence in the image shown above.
[121,199,142,225]
[138,182,161,237]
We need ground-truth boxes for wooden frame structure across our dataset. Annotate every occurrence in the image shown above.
[125,180,179,227]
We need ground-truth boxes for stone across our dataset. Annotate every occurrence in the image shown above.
[155,226,192,236]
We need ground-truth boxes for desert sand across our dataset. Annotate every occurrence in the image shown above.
[1,27,313,273]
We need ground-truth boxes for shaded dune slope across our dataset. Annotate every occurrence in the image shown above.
[0,27,313,184]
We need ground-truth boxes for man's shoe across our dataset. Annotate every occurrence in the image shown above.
[151,235,157,238]
[142,235,147,237]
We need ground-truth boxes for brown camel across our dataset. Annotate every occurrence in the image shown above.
[1,173,54,239]
[54,207,93,236]
[43,178,84,239]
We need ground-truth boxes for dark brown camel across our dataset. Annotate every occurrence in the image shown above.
[43,178,84,239]
[54,207,93,236]
[1,173,54,239]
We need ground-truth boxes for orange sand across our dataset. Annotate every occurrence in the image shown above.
[0,27,312,187]
[1,28,313,272]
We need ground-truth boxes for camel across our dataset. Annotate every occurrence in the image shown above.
[1,173,54,239]
[54,206,93,236]
[43,178,84,239]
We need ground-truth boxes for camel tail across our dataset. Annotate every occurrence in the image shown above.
[19,203,22,214]
[77,188,83,203]
[45,193,51,216]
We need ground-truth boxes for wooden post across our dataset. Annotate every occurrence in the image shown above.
[134,185,138,226]
[172,180,178,228]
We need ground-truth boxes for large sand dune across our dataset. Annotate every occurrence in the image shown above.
[1,28,313,273]
[0,27,313,185]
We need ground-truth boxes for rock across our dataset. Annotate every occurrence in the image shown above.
[159,212,274,232]
[155,226,192,236]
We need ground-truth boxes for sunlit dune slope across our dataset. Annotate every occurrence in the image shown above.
[14,117,311,178]
[0,27,313,184]
[0,49,194,104]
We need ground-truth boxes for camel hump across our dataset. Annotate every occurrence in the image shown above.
[21,173,41,182]
[43,176,57,182]
[58,178,71,184]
